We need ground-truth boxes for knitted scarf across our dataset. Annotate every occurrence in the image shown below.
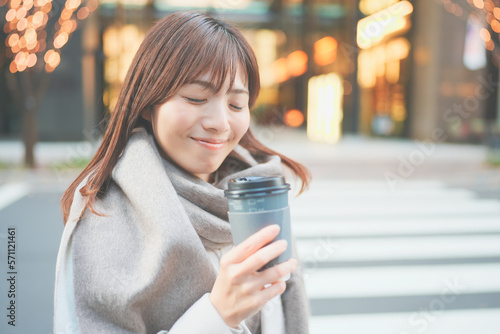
[56,127,310,333]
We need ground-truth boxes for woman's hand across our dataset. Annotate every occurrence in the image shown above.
[209,224,298,328]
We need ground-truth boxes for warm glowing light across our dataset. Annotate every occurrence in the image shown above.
[494,7,500,20]
[250,29,278,87]
[41,2,52,13]
[484,0,494,11]
[7,33,19,47]
[25,28,37,43]
[284,109,305,128]
[16,7,27,20]
[61,8,73,20]
[19,35,26,48]
[17,18,27,31]
[66,0,81,10]
[23,0,34,10]
[27,53,37,67]
[359,0,399,15]
[358,37,409,88]
[9,61,18,73]
[9,21,17,31]
[54,32,69,48]
[87,0,98,11]
[486,39,495,50]
[492,19,500,33]
[41,12,48,26]
[11,0,21,8]
[6,9,17,22]
[164,0,250,8]
[77,7,90,20]
[70,19,77,32]
[17,58,28,71]
[314,36,337,66]
[273,58,289,83]
[307,73,344,144]
[480,28,491,41]
[357,0,413,49]
[44,49,54,62]
[32,11,44,27]
[473,0,484,9]
[487,12,494,24]
[44,49,61,68]
[27,40,37,50]
[12,43,21,53]
[61,20,73,32]
[287,50,308,77]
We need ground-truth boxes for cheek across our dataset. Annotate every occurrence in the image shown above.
[154,105,193,135]
[232,112,250,139]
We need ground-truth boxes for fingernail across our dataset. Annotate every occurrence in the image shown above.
[269,224,280,233]
[278,239,288,249]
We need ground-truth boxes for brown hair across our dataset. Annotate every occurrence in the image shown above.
[61,11,310,224]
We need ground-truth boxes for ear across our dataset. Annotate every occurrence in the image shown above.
[141,107,153,122]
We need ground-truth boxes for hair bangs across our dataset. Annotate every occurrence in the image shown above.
[183,28,247,96]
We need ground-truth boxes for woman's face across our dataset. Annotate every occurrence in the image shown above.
[143,66,251,181]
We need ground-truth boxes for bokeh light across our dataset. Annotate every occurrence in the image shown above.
[3,0,92,73]
[287,50,308,77]
[284,109,305,128]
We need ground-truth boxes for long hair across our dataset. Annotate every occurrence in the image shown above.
[61,11,310,224]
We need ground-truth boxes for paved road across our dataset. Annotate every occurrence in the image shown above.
[0,130,499,333]
[0,176,67,334]
[290,178,500,333]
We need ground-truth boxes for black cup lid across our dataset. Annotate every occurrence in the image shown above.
[225,176,290,197]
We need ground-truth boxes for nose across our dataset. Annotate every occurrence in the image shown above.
[201,101,230,134]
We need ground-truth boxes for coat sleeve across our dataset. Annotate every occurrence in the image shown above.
[164,293,250,334]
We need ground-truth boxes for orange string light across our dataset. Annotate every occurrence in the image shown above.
[5,0,94,73]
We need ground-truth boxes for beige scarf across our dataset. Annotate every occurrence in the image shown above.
[55,127,310,333]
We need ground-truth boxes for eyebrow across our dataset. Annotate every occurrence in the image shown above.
[190,79,249,95]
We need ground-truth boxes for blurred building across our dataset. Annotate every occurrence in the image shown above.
[0,0,498,144]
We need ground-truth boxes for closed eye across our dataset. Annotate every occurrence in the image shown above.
[230,104,243,111]
[185,97,207,104]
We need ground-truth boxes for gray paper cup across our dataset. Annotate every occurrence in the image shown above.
[224,176,292,277]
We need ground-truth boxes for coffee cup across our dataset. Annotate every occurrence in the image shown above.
[224,176,292,278]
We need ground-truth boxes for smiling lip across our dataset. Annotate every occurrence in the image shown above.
[191,137,227,151]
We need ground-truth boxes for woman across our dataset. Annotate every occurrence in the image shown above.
[55,11,311,334]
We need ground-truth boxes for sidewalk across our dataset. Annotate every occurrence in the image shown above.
[259,128,500,199]
[0,128,499,197]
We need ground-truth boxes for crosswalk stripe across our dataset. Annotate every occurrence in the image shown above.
[309,308,500,334]
[296,235,500,262]
[290,178,500,333]
[291,218,500,237]
[292,187,476,200]
[303,263,500,298]
[291,206,500,218]
[310,291,500,315]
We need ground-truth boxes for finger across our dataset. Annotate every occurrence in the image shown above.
[258,280,286,302]
[256,258,297,287]
[239,239,288,273]
[224,224,280,264]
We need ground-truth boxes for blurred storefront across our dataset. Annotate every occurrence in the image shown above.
[355,0,413,138]
[98,0,354,145]
[0,0,498,144]
[409,0,498,144]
